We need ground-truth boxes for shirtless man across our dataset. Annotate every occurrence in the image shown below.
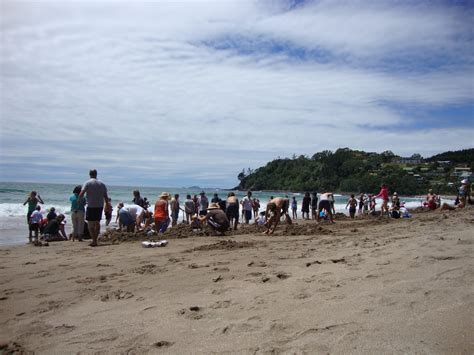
[263,197,292,234]
[226,192,239,231]
[317,192,335,224]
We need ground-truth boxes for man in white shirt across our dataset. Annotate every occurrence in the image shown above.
[241,191,254,224]
[118,203,145,232]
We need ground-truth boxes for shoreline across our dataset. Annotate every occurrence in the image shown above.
[0,201,449,247]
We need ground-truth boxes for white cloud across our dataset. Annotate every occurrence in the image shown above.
[1,0,473,187]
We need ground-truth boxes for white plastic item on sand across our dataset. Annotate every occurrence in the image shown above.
[141,240,168,248]
[152,240,168,247]
[141,241,153,248]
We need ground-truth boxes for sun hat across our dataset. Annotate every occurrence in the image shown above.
[393,192,398,196]
[159,192,170,199]
[461,179,468,184]
[207,203,220,210]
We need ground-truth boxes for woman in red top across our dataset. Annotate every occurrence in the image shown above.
[154,192,170,232]
[375,184,389,216]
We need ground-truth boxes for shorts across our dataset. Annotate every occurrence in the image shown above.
[244,210,252,221]
[29,223,39,232]
[105,211,112,220]
[281,200,289,214]
[171,210,179,220]
[349,207,356,217]
[318,200,331,212]
[119,210,135,226]
[226,203,239,219]
[302,206,309,213]
[86,207,103,222]
[391,210,400,219]
[154,218,170,233]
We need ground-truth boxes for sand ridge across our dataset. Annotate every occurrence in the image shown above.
[0,207,473,354]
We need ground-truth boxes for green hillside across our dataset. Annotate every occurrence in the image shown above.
[236,148,473,195]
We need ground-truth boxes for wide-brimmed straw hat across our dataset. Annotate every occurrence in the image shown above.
[159,192,170,199]
[207,203,220,210]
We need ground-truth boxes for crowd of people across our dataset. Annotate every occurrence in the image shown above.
[24,169,472,245]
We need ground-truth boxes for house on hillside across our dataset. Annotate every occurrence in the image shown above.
[395,157,423,165]
[451,167,472,179]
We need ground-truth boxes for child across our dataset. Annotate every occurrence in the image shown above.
[291,197,297,219]
[345,194,357,219]
[104,198,113,226]
[190,214,202,231]
[256,211,267,226]
[23,191,44,226]
[369,195,377,215]
[29,205,43,244]
[46,207,57,221]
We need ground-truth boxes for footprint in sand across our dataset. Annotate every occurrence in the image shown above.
[133,264,161,274]
[211,288,228,295]
[210,300,232,309]
[247,261,268,267]
[275,272,291,280]
[178,306,204,320]
[98,290,134,302]
[214,316,262,335]
[42,324,76,337]
[153,340,174,348]
[35,300,63,314]
[294,292,310,300]
[187,263,209,269]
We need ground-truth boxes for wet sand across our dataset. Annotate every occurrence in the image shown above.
[0,208,473,354]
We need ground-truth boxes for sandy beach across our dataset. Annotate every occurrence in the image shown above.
[0,207,472,354]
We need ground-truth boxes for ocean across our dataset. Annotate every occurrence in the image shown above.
[0,181,427,246]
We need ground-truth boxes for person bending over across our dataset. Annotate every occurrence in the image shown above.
[200,203,230,236]
[42,214,68,241]
[317,193,335,224]
[118,203,145,232]
[263,197,292,234]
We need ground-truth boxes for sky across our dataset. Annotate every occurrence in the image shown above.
[1,0,473,188]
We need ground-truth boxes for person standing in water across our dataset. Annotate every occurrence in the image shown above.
[24,191,44,226]
[291,196,298,220]
[345,194,358,219]
[302,192,311,220]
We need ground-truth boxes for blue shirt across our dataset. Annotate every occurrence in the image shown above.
[70,193,86,212]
